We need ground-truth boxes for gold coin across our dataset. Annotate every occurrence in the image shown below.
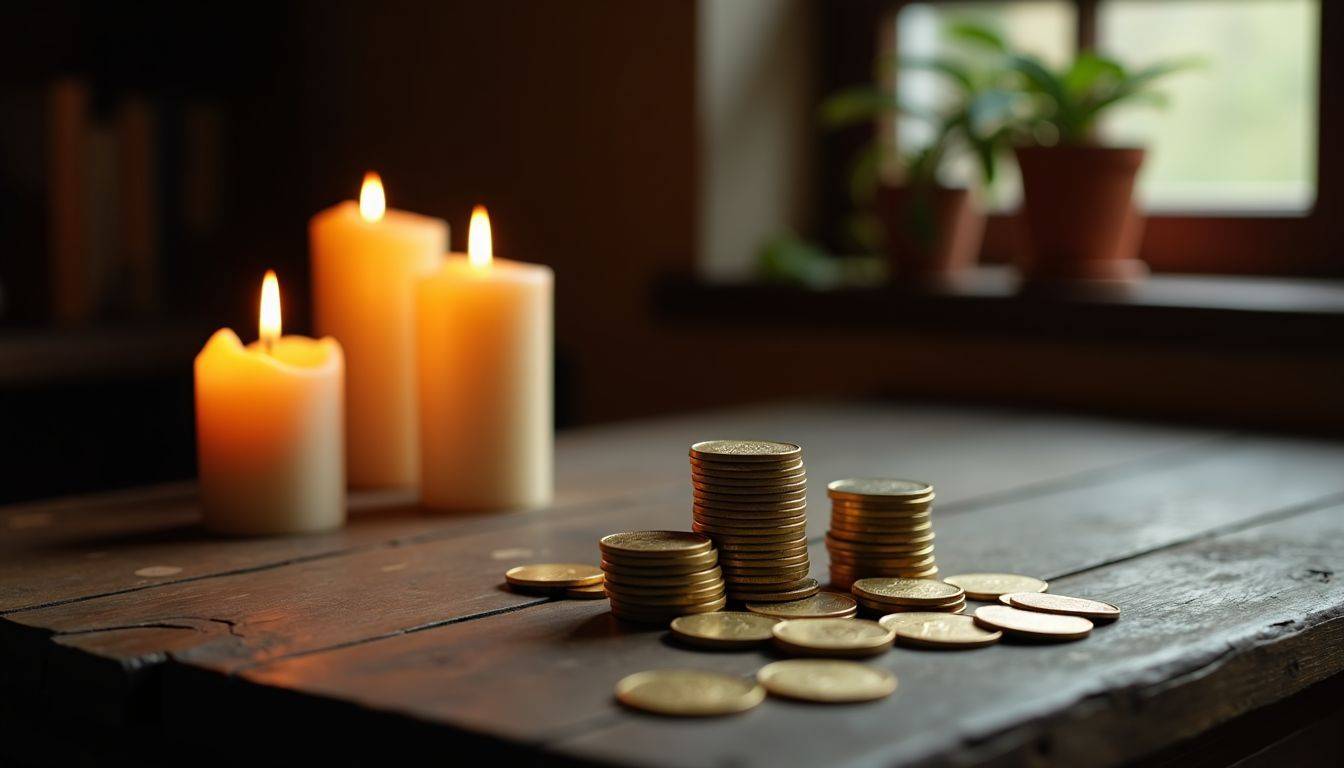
[722,570,811,586]
[771,618,894,658]
[756,659,896,703]
[827,528,934,546]
[694,528,809,545]
[692,518,808,536]
[602,549,719,569]
[603,566,723,588]
[692,476,807,492]
[730,578,821,603]
[565,584,609,600]
[972,605,1093,641]
[603,580,726,599]
[826,538,935,556]
[601,559,721,577]
[827,478,932,501]
[669,611,781,649]
[827,552,936,568]
[719,557,812,573]
[1008,592,1119,621]
[716,537,809,552]
[829,515,932,532]
[690,440,802,463]
[828,497,934,513]
[607,588,726,607]
[609,594,728,618]
[746,591,858,619]
[693,507,810,522]
[615,669,765,716]
[693,498,808,513]
[720,552,810,568]
[505,563,604,588]
[691,462,806,480]
[698,492,801,511]
[853,577,963,606]
[599,531,713,559]
[944,573,1048,600]
[859,596,964,615]
[880,612,1001,648]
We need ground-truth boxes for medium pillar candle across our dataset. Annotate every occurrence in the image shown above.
[195,272,345,535]
[310,173,447,489]
[416,206,553,510]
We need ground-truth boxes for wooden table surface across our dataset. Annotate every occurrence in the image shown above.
[3,401,1344,766]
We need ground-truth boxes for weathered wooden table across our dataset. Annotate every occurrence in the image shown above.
[4,402,1344,766]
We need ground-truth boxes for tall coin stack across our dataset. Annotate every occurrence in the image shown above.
[825,478,938,591]
[599,531,728,624]
[689,440,821,604]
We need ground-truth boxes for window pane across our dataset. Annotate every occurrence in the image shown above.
[894,2,1075,209]
[1099,0,1320,213]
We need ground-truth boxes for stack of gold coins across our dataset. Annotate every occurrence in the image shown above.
[599,531,728,624]
[689,440,820,604]
[826,479,937,590]
[852,577,965,616]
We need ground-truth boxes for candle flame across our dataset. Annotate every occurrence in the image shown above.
[468,205,492,268]
[259,270,282,350]
[359,172,386,222]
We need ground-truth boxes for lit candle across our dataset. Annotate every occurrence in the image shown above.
[194,271,345,535]
[416,206,553,510]
[309,173,448,489]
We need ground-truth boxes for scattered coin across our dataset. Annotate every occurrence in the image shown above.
[670,612,781,649]
[973,605,1093,641]
[771,617,895,658]
[944,573,1048,600]
[1007,592,1120,621]
[745,592,858,619]
[853,577,964,606]
[505,563,604,589]
[756,660,897,703]
[615,669,765,716]
[880,612,1001,649]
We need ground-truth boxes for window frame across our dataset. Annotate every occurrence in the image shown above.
[819,0,1342,277]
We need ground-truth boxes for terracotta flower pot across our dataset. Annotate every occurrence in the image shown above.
[1015,145,1148,282]
[876,184,985,282]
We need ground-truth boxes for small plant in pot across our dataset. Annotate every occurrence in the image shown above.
[1003,46,1197,282]
[820,24,1018,283]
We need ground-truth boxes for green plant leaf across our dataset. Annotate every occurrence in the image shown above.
[1062,53,1126,96]
[818,86,902,128]
[946,22,1008,53]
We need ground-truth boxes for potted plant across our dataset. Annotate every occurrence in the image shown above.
[1004,48,1196,281]
[820,24,1018,282]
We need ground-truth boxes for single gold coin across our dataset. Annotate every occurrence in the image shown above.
[693,478,808,494]
[880,612,1001,648]
[720,552,810,569]
[615,669,765,716]
[602,566,723,588]
[746,591,858,619]
[602,549,719,569]
[828,497,934,513]
[691,462,806,479]
[756,659,896,703]
[565,584,609,600]
[603,580,726,599]
[853,577,963,606]
[694,488,808,504]
[827,478,932,501]
[599,531,713,559]
[827,529,935,546]
[716,535,810,551]
[692,518,808,537]
[826,535,935,554]
[858,597,964,615]
[601,559,721,577]
[973,605,1093,641]
[771,618,895,658]
[691,440,802,463]
[606,586,727,606]
[505,563,604,588]
[693,498,808,514]
[944,573,1048,600]
[1008,592,1120,621]
[670,611,781,649]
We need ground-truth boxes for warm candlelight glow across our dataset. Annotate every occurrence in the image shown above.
[260,270,282,350]
[359,172,386,223]
[468,205,492,268]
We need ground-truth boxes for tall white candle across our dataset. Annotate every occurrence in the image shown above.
[195,272,345,535]
[310,173,447,489]
[416,206,553,510]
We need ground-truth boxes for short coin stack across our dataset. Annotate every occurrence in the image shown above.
[600,531,728,624]
[689,440,820,604]
[852,577,966,616]
[826,478,938,590]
